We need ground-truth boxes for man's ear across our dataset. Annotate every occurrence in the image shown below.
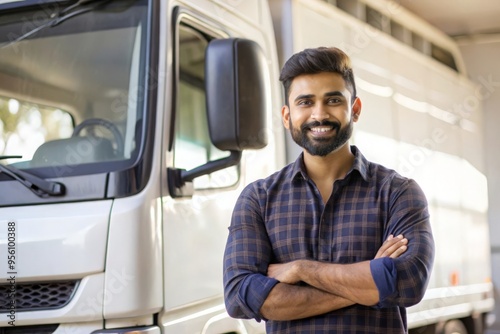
[352,97,362,122]
[282,105,290,129]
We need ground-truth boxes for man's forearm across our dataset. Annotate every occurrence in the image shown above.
[296,260,380,306]
[264,235,407,311]
[260,282,354,321]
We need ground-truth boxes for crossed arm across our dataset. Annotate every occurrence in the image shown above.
[223,179,434,322]
[260,235,408,320]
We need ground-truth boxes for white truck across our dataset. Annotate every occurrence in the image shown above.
[0,0,494,333]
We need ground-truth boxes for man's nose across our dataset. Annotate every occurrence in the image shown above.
[311,104,330,121]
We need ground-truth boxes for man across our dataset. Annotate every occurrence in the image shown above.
[223,47,435,333]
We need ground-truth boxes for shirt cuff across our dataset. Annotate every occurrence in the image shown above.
[370,257,398,308]
[239,274,279,321]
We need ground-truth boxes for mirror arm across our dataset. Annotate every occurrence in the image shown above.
[181,150,241,182]
[167,151,242,197]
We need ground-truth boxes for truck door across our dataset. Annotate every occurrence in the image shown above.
[160,11,246,333]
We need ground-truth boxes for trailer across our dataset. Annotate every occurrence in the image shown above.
[0,0,494,333]
[269,1,495,332]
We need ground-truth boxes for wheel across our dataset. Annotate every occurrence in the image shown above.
[72,118,124,155]
[442,320,468,334]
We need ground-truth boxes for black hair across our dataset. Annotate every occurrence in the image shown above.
[279,47,357,105]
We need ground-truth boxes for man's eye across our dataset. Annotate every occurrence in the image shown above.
[327,98,341,104]
[298,100,312,106]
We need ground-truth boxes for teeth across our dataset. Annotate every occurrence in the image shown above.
[311,127,332,133]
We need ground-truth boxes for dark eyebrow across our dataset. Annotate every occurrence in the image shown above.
[293,91,346,103]
[294,94,315,103]
[324,91,345,98]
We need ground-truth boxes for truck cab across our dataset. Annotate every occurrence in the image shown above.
[0,0,282,332]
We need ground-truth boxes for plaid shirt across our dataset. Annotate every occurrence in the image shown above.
[223,146,434,333]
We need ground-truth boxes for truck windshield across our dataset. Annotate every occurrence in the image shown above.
[0,0,150,176]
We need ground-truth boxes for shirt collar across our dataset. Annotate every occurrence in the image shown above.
[349,145,370,182]
[290,145,370,182]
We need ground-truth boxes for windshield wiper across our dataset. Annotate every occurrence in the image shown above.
[1,0,108,49]
[0,156,65,197]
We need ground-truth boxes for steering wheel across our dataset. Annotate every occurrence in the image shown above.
[72,118,124,156]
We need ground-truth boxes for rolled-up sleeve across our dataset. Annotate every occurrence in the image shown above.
[370,178,435,308]
[223,183,278,321]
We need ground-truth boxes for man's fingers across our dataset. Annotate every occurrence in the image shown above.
[389,244,407,258]
[383,236,408,257]
[375,234,408,258]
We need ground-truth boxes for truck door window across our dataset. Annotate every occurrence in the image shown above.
[173,25,238,189]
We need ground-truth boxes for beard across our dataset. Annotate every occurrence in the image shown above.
[290,118,353,156]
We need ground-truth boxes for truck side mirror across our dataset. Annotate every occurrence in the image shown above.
[168,38,270,198]
[205,38,269,151]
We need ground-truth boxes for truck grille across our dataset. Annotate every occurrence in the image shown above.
[0,280,79,312]
[0,324,58,334]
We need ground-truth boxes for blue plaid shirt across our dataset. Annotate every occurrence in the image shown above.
[223,146,434,333]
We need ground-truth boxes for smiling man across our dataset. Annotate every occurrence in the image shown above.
[223,47,435,333]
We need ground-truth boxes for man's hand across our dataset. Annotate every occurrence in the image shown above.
[375,234,408,259]
[267,261,300,284]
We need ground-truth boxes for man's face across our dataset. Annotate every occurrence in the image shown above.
[282,72,361,156]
